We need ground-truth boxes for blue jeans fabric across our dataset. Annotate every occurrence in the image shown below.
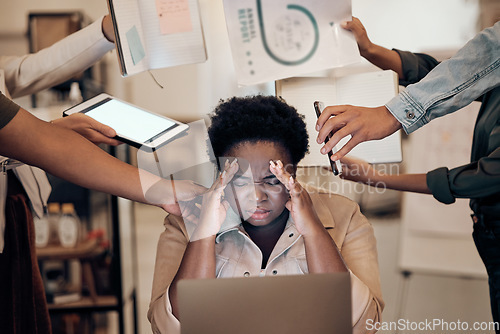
[472,214,500,333]
[386,21,500,134]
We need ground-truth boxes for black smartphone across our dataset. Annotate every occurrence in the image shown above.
[314,101,342,176]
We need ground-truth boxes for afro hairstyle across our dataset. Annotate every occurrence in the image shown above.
[208,95,309,165]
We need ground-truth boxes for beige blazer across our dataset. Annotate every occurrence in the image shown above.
[148,187,384,334]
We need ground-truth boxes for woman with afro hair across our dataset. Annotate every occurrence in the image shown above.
[148,95,384,334]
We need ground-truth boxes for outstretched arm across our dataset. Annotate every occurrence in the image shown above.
[340,156,430,194]
[317,22,500,160]
[0,101,206,214]
[342,17,404,79]
[1,15,115,98]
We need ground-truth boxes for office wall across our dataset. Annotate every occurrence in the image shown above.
[116,0,480,121]
[0,0,482,42]
[0,0,480,121]
[0,0,107,33]
[352,0,479,52]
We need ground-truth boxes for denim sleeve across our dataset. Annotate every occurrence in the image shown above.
[426,147,500,204]
[385,22,500,134]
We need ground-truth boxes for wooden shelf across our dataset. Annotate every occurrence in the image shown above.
[38,238,110,310]
[35,145,137,332]
[37,238,105,260]
[48,295,118,312]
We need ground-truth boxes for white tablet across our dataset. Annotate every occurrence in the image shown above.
[63,93,188,150]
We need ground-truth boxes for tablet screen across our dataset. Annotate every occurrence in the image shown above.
[83,98,177,143]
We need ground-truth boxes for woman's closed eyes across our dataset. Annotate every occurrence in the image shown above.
[232,176,282,188]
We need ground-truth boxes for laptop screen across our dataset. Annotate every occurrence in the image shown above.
[178,273,352,334]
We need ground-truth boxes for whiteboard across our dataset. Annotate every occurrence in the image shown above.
[398,101,487,278]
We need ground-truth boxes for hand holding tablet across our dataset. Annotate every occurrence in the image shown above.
[63,93,188,150]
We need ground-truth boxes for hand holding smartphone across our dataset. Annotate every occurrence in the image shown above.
[314,101,342,176]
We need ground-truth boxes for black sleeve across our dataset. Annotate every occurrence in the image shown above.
[393,49,440,87]
[0,92,20,130]
[427,147,500,204]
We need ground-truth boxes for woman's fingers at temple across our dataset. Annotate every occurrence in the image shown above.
[191,158,239,240]
[209,158,238,192]
[269,160,291,191]
[270,161,295,211]
[221,200,230,212]
[287,175,302,199]
[269,160,302,195]
[222,158,239,187]
[208,161,227,191]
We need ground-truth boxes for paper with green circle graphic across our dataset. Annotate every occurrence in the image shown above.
[222,0,360,85]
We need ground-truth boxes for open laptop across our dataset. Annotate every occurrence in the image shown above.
[177,273,352,334]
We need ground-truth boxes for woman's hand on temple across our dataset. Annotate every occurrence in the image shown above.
[189,159,239,241]
[269,160,323,237]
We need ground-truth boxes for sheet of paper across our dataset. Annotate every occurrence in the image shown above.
[334,71,402,163]
[155,0,193,35]
[138,0,206,71]
[109,0,206,76]
[277,76,337,166]
[223,0,360,85]
[276,70,401,165]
